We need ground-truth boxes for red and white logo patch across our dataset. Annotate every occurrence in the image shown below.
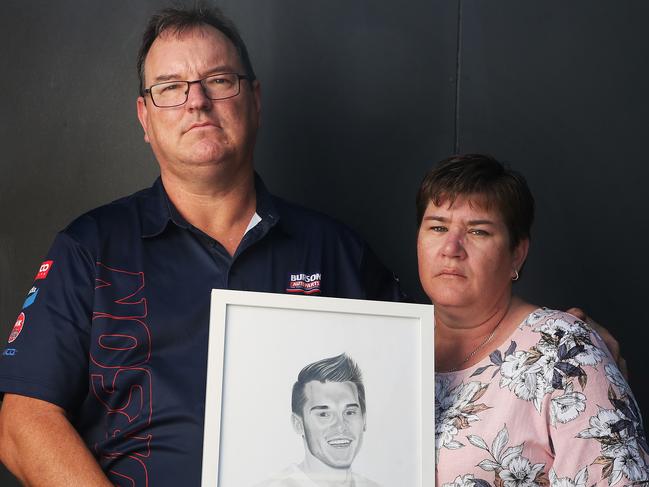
[34,260,54,280]
[8,312,25,343]
[286,272,322,294]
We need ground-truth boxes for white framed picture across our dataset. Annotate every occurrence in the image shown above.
[201,290,434,487]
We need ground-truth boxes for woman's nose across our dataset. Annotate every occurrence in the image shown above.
[442,231,465,257]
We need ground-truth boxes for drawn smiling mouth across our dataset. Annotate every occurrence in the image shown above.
[327,438,352,448]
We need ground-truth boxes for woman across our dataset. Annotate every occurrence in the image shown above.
[418,155,648,486]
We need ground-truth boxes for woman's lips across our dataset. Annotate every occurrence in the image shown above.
[437,269,465,277]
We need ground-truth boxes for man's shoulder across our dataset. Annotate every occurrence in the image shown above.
[266,193,405,303]
[79,183,157,220]
[61,183,161,242]
[253,463,315,487]
[253,464,383,487]
[351,470,383,487]
[271,195,364,244]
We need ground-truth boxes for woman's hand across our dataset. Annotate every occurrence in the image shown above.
[567,307,628,379]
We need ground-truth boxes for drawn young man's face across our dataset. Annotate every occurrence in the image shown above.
[293,380,366,469]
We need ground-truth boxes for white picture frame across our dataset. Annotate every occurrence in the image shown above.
[201,290,434,486]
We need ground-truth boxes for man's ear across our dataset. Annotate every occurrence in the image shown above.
[251,79,261,127]
[136,96,150,144]
[291,413,304,436]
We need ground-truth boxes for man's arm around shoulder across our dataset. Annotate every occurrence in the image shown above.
[0,393,113,486]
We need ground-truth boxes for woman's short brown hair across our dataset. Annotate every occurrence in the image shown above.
[416,154,535,249]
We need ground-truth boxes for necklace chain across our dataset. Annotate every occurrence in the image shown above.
[442,310,508,373]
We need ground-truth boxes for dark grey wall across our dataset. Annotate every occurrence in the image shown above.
[456,0,649,433]
[1,1,647,484]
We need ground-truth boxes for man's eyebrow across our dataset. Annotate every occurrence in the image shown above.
[152,73,183,83]
[151,66,238,84]
[345,403,360,409]
[309,405,330,412]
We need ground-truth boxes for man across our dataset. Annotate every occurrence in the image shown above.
[0,7,401,486]
[258,354,380,487]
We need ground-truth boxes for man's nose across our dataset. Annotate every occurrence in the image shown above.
[185,80,211,110]
[332,413,349,433]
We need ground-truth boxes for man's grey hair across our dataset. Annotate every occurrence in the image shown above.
[137,4,256,96]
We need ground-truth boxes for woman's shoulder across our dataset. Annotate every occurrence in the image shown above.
[520,307,612,363]
[522,308,604,343]
[523,307,585,327]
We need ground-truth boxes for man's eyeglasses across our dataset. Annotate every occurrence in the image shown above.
[144,73,250,108]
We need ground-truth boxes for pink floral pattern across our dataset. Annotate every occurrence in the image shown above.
[435,309,649,486]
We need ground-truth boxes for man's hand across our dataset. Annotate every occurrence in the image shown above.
[567,307,628,379]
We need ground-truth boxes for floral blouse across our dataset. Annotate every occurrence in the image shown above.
[435,308,649,487]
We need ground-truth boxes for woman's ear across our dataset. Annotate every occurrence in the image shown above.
[513,238,530,274]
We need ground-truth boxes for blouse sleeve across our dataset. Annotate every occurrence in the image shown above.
[548,328,649,486]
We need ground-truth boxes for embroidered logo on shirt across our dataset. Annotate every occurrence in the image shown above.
[34,260,54,280]
[8,313,25,343]
[23,287,39,309]
[286,273,322,294]
[2,348,17,357]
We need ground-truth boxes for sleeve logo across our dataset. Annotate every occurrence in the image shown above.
[23,287,39,309]
[8,312,25,343]
[34,260,54,280]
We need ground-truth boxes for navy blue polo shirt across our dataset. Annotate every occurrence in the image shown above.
[0,175,402,486]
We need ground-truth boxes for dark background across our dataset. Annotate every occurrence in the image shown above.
[1,1,647,483]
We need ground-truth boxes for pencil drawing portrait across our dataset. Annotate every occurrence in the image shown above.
[256,353,380,486]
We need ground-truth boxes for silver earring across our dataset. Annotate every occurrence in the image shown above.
[512,269,519,281]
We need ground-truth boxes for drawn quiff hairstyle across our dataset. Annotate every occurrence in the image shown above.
[416,154,535,250]
[291,353,366,418]
[137,5,257,96]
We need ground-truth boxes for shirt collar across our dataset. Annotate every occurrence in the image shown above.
[139,173,285,238]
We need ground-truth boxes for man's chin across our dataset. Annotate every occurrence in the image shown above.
[182,138,233,162]
[186,150,230,166]
[321,451,357,469]
[178,151,241,173]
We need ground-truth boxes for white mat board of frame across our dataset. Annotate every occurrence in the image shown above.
[201,290,434,486]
